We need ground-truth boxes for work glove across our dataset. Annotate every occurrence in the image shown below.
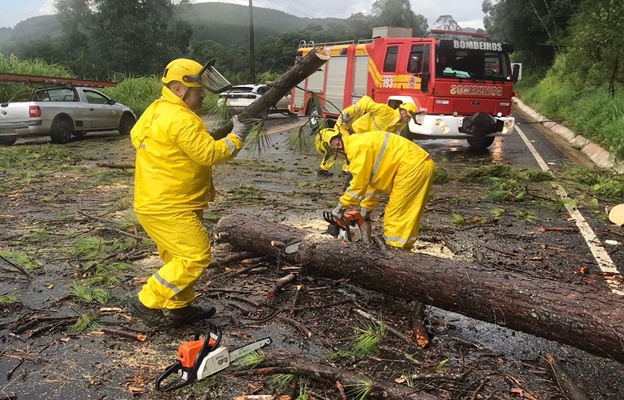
[360,207,371,221]
[338,112,350,127]
[331,204,346,220]
[230,115,250,142]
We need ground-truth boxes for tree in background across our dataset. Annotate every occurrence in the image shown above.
[187,40,250,83]
[88,0,191,77]
[564,0,624,95]
[369,0,428,37]
[371,0,413,27]
[434,15,461,31]
[410,13,428,37]
[54,0,94,77]
[483,0,578,71]
[48,0,192,78]
[371,0,428,36]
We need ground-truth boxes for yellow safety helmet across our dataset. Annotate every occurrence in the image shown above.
[162,58,231,93]
[314,128,341,159]
[399,102,417,116]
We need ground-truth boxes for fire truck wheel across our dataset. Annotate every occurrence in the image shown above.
[306,99,322,117]
[467,136,495,150]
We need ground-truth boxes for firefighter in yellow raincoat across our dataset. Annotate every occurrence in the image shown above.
[127,58,250,327]
[316,96,416,177]
[326,128,434,250]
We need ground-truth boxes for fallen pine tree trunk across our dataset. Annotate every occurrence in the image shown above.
[211,46,330,140]
[216,215,624,363]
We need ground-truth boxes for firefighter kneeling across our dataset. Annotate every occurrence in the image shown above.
[324,128,434,250]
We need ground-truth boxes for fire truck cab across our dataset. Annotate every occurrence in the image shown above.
[292,29,519,150]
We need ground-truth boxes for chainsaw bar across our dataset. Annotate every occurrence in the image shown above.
[230,337,272,362]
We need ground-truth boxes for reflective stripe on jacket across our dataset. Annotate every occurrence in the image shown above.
[132,86,242,214]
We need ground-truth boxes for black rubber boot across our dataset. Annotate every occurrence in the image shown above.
[126,296,165,327]
[167,305,216,326]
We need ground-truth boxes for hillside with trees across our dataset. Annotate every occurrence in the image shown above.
[0,2,338,50]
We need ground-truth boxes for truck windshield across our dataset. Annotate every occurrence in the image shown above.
[435,48,510,81]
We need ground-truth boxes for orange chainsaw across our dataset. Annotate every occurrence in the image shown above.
[323,210,365,241]
[155,322,271,392]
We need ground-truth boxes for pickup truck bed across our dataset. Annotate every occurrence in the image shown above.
[0,85,136,145]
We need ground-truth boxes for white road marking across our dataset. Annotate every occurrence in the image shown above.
[515,125,624,295]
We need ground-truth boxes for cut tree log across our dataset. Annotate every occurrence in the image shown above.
[211,46,331,140]
[216,215,624,363]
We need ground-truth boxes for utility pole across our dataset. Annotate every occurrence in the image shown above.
[249,0,256,83]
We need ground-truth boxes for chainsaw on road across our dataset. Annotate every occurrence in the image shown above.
[155,322,272,392]
[323,210,365,242]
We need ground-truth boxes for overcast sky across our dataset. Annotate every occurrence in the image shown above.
[1,0,486,30]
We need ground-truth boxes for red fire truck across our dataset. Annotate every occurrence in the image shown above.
[291,29,519,150]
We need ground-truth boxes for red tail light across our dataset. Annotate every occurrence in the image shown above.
[29,105,41,117]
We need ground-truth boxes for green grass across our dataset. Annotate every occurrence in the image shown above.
[100,76,161,117]
[0,55,73,102]
[0,294,18,305]
[557,166,624,203]
[0,144,78,173]
[0,250,41,270]
[518,54,624,160]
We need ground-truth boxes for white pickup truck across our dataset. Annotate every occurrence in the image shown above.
[0,85,136,146]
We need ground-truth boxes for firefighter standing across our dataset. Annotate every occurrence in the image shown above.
[325,129,434,250]
[127,58,250,327]
[316,96,416,177]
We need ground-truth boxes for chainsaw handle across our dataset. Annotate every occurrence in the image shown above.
[189,323,222,376]
[155,360,189,392]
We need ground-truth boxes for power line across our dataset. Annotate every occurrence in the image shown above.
[262,0,319,19]
[274,0,324,18]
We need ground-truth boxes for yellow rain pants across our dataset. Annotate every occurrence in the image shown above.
[136,210,210,309]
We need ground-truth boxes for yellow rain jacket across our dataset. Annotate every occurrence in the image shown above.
[320,96,408,173]
[337,95,408,136]
[131,86,242,214]
[131,86,243,310]
[339,131,434,249]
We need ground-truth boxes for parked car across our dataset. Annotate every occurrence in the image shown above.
[0,85,136,145]
[217,84,291,114]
